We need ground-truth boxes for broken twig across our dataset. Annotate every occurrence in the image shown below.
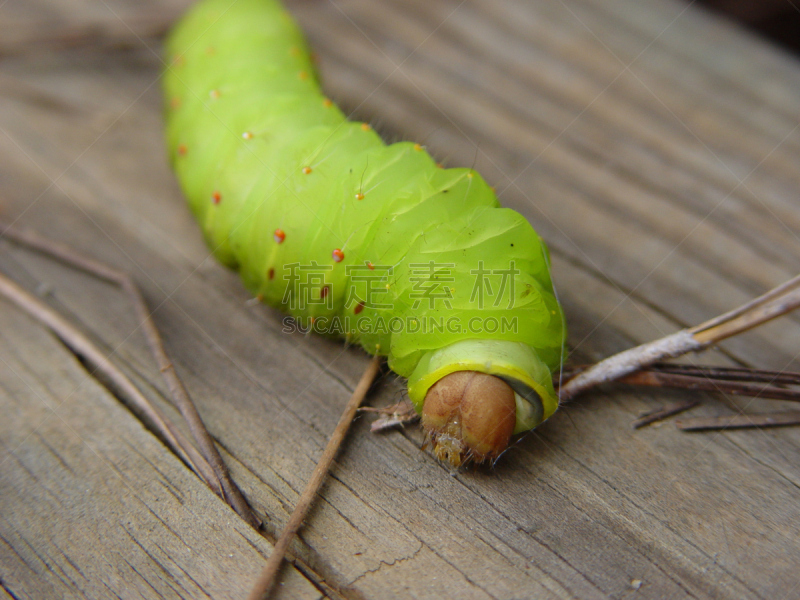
[632,400,700,429]
[246,355,381,600]
[0,222,259,528]
[676,411,800,430]
[0,271,218,490]
[360,399,419,432]
[558,275,800,402]
[621,365,800,403]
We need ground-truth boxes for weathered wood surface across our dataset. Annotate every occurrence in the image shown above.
[1,0,799,598]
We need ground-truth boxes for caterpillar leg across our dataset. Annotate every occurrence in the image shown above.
[421,371,516,467]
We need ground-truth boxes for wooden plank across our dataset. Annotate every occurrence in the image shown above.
[1,0,799,598]
[0,303,321,599]
[0,0,190,56]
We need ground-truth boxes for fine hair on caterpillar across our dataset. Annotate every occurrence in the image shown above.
[164,0,567,466]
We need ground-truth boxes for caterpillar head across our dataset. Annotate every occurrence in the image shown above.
[406,339,559,468]
[421,371,516,467]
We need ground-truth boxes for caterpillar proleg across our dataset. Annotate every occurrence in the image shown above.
[163,0,566,466]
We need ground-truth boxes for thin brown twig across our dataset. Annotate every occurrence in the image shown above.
[559,363,800,400]
[560,362,800,427]
[676,411,800,430]
[0,222,260,529]
[0,271,219,491]
[639,364,800,386]
[632,400,700,429]
[557,275,800,402]
[690,275,800,343]
[359,399,419,432]
[618,369,800,402]
[246,355,382,600]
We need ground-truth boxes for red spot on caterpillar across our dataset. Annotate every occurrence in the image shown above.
[274,229,286,244]
[321,285,330,299]
[355,192,364,200]
[367,262,374,270]
[413,143,423,152]
[302,166,312,174]
[268,268,275,280]
[298,71,309,81]
[323,98,333,108]
[170,97,181,109]
[436,163,444,169]
[242,131,253,140]
[177,144,188,156]
[211,191,222,204]
[209,89,220,99]
[256,293,264,302]
[354,301,365,315]
[360,123,371,132]
[332,248,345,262]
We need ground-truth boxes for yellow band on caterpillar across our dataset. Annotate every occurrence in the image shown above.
[407,339,559,434]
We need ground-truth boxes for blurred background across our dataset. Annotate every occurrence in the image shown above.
[697,0,800,56]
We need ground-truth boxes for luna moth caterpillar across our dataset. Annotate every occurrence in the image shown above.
[163,0,566,466]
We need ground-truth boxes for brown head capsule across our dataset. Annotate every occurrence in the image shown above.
[421,371,516,467]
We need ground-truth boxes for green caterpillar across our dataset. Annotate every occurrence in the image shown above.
[163,0,566,465]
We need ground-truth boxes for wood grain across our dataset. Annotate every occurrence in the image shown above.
[0,298,320,599]
[1,0,799,598]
